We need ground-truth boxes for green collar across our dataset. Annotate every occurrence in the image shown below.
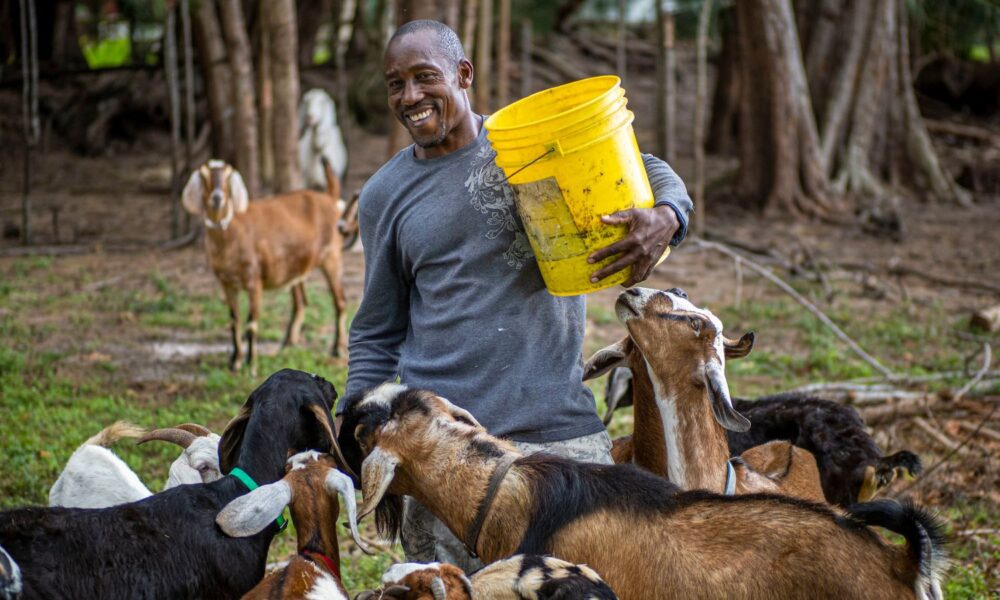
[229,467,288,531]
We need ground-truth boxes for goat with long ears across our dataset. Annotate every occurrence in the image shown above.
[217,450,370,599]
[584,287,824,501]
[343,383,945,600]
[0,369,355,599]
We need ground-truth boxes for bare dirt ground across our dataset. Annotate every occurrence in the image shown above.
[1,46,998,594]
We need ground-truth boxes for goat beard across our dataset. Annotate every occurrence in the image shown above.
[375,493,405,543]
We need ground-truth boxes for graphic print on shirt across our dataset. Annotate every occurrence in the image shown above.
[464,145,534,269]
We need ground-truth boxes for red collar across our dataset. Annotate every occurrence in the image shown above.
[303,550,341,581]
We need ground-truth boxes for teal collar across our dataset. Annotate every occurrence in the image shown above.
[229,467,288,531]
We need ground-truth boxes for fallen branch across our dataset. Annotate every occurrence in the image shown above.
[912,416,971,456]
[693,238,896,379]
[924,117,1000,147]
[837,260,1000,296]
[859,395,948,425]
[956,421,1000,443]
[892,398,999,497]
[954,528,1000,537]
[954,343,992,403]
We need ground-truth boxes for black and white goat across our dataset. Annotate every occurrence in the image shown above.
[356,555,618,600]
[341,383,947,600]
[0,369,352,600]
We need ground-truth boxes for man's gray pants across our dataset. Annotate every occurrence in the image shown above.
[400,429,614,573]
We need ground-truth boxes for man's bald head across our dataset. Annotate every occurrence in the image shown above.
[387,20,467,70]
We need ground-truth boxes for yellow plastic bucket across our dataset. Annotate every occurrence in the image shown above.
[485,75,657,296]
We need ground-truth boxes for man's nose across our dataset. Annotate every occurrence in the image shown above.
[402,79,423,106]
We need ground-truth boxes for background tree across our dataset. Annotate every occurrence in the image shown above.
[266,0,302,192]
[219,0,259,198]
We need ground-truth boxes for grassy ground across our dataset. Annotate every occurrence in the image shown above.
[0,250,997,597]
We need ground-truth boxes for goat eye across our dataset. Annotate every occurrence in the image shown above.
[689,317,702,335]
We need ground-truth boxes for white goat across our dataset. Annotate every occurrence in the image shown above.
[48,422,222,509]
[299,89,348,190]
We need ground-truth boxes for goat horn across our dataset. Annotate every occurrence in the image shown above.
[137,428,197,448]
[704,361,751,432]
[431,577,448,600]
[325,468,374,555]
[359,447,400,520]
[381,585,411,598]
[172,423,213,437]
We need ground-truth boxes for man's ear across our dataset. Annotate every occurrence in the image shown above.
[457,58,474,90]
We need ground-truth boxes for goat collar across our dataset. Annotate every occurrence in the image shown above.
[204,201,234,231]
[228,467,289,531]
[303,550,341,581]
[464,453,519,558]
[724,459,737,496]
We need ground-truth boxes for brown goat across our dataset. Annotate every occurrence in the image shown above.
[584,288,825,502]
[216,450,370,600]
[181,159,347,375]
[343,383,946,600]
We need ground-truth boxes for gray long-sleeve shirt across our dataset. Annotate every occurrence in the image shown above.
[341,122,692,443]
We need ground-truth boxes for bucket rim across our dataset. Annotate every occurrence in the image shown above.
[484,75,622,133]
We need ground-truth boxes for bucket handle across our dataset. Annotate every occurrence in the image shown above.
[496,142,561,187]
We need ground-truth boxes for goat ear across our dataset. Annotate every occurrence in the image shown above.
[308,404,357,481]
[325,468,373,554]
[583,337,633,381]
[228,169,249,213]
[436,396,481,429]
[181,170,205,215]
[218,406,251,474]
[705,362,751,432]
[723,331,755,360]
[358,447,400,520]
[215,480,292,537]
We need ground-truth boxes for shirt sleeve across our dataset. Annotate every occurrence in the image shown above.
[340,192,411,413]
[642,153,693,246]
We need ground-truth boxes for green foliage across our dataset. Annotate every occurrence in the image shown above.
[81,37,132,69]
[910,0,1000,61]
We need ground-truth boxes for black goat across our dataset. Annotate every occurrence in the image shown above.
[0,369,352,600]
[603,371,921,505]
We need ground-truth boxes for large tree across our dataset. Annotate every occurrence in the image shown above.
[715,0,970,218]
[219,0,260,197]
[266,0,303,192]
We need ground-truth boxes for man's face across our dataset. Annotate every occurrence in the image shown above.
[384,30,473,149]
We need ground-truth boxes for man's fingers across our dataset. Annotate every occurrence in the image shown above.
[590,251,637,283]
[588,238,631,264]
[600,210,634,225]
[623,258,654,287]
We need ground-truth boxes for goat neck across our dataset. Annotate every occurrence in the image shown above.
[626,350,668,477]
[616,288,748,493]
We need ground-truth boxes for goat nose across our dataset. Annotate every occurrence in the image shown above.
[211,192,223,210]
[666,287,688,299]
[625,288,641,296]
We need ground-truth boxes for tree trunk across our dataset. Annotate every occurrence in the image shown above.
[475,0,493,113]
[461,0,477,57]
[194,0,235,161]
[707,7,739,155]
[496,0,510,108]
[655,2,676,162]
[219,0,260,197]
[693,0,712,235]
[297,0,334,66]
[257,0,274,188]
[267,0,303,192]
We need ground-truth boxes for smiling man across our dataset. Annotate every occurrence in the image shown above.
[339,20,692,570]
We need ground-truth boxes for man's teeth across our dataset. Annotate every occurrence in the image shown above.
[408,109,432,122]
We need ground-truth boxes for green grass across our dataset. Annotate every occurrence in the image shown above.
[2,257,998,597]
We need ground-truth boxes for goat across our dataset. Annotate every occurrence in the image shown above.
[595,355,921,505]
[356,555,618,600]
[181,160,348,375]
[584,287,824,501]
[299,89,348,189]
[216,450,370,600]
[0,544,21,600]
[137,423,223,489]
[0,369,354,599]
[341,383,946,600]
[48,421,151,509]
[47,422,223,510]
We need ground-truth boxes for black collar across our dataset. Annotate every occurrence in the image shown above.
[464,453,518,558]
